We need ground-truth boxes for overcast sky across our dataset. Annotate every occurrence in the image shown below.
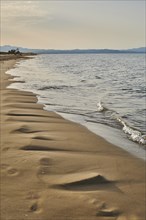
[1,0,145,49]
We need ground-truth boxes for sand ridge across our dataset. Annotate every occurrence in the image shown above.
[0,58,146,220]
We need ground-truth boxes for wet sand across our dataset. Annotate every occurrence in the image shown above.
[0,57,145,220]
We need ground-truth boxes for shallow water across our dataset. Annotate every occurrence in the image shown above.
[7,54,146,156]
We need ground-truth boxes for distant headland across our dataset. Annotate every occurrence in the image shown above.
[0,45,145,54]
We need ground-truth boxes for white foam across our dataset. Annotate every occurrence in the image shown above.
[97,101,104,112]
[117,117,146,145]
[55,111,146,161]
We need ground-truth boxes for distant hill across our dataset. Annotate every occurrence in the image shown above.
[124,47,146,53]
[0,45,145,54]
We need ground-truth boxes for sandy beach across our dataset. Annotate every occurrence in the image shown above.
[0,56,145,220]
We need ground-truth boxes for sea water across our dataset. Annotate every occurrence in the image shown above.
[7,54,146,159]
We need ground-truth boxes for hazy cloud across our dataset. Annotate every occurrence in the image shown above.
[1,0,145,49]
[1,1,53,27]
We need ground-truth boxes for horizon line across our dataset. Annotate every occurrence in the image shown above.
[1,45,146,51]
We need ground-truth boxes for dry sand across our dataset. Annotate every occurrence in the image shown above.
[0,57,145,220]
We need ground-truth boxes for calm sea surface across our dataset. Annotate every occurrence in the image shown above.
[7,54,146,158]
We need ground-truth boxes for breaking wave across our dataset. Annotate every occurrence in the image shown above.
[116,117,146,145]
[96,101,146,146]
[97,101,107,112]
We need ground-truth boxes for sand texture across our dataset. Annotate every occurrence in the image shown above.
[0,58,146,220]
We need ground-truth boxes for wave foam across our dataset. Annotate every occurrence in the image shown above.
[117,117,146,145]
[97,101,106,112]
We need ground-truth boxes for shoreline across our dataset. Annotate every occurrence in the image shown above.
[1,57,146,219]
[6,56,145,160]
[7,54,146,158]
[55,111,146,161]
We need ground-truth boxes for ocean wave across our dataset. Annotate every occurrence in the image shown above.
[116,117,146,145]
[80,79,86,82]
[39,85,72,90]
[96,101,146,146]
[97,101,107,112]
[95,76,101,79]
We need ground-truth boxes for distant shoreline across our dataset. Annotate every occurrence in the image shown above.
[0,53,36,61]
[32,50,145,54]
[0,50,145,55]
[1,46,145,54]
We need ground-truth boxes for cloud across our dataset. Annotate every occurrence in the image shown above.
[1,1,145,49]
[1,1,52,27]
